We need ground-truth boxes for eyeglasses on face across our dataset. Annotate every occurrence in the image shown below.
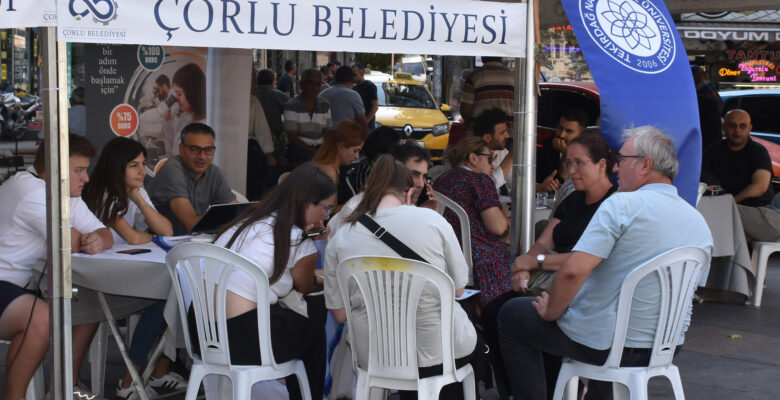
[183,144,216,156]
[563,158,594,170]
[615,153,644,166]
[475,152,494,163]
[320,203,334,216]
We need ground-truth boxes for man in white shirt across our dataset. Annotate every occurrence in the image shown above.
[0,135,113,399]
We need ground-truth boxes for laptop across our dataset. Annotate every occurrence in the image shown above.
[189,202,256,234]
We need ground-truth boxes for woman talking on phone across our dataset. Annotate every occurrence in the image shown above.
[203,162,336,399]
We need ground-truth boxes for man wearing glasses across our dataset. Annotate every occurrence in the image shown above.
[498,126,713,400]
[149,122,236,235]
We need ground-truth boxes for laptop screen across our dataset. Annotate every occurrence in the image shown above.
[189,202,256,234]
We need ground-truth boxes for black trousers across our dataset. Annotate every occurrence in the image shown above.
[189,294,328,400]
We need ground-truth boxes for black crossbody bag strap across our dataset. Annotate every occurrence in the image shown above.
[357,214,429,264]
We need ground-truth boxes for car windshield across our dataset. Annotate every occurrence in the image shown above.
[401,62,425,75]
[375,82,436,109]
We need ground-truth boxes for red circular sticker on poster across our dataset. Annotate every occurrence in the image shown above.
[109,104,139,137]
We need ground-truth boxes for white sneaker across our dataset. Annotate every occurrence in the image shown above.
[115,380,158,400]
[73,382,102,400]
[148,372,187,397]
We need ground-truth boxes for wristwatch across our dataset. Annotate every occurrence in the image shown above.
[536,254,546,270]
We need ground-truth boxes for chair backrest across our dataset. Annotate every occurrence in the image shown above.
[695,182,707,207]
[336,256,457,381]
[435,191,473,283]
[166,242,277,369]
[606,246,708,369]
[231,189,249,203]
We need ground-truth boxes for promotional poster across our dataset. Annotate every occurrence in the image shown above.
[83,44,207,174]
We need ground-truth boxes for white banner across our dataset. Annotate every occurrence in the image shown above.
[0,0,56,28]
[56,0,526,57]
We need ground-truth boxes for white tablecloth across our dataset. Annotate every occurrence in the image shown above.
[34,241,183,359]
[696,194,754,300]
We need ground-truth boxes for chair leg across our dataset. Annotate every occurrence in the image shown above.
[666,367,686,400]
[612,381,631,400]
[25,364,45,400]
[565,376,578,400]
[417,380,443,400]
[355,372,371,400]
[184,367,206,400]
[462,369,477,400]
[232,375,251,400]
[294,361,313,400]
[552,365,575,400]
[753,245,771,307]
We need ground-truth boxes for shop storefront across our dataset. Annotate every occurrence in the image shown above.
[0,28,39,94]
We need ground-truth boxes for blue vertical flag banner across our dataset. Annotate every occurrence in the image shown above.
[561,0,700,205]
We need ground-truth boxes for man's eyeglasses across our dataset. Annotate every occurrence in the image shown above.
[476,152,494,163]
[563,158,593,170]
[615,153,644,166]
[183,144,216,156]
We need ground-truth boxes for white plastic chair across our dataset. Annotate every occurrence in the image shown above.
[435,191,474,285]
[695,182,707,207]
[231,189,249,203]
[336,256,476,400]
[749,240,780,307]
[0,340,44,400]
[553,246,709,400]
[166,242,312,400]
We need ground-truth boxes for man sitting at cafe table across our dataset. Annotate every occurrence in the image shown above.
[149,122,236,235]
[701,109,780,243]
[0,134,113,399]
[498,126,713,400]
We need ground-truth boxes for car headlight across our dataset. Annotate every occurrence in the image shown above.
[374,122,382,128]
[432,123,449,136]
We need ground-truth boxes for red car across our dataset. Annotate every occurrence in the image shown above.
[448,81,600,148]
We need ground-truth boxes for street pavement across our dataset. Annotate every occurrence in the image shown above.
[3,256,780,399]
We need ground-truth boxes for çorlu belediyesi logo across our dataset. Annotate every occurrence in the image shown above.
[68,0,118,25]
[579,0,675,74]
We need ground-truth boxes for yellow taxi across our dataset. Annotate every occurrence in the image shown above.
[369,72,451,161]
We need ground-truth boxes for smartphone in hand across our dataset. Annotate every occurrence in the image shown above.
[303,227,327,239]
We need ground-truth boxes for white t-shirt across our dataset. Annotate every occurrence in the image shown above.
[0,169,106,287]
[110,187,155,245]
[214,215,317,304]
[491,148,510,191]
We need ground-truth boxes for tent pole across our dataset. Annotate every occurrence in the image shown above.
[510,0,538,256]
[41,26,74,400]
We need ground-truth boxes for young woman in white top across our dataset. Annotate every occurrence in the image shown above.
[82,137,180,399]
[325,155,477,400]
[199,162,336,400]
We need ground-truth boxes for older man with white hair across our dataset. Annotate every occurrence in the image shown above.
[497,126,714,400]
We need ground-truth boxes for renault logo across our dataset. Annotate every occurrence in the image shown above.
[403,125,414,137]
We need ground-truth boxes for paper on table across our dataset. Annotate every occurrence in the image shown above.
[455,288,480,301]
[72,241,167,263]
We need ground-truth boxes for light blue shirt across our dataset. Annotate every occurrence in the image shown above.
[319,83,365,127]
[560,183,713,350]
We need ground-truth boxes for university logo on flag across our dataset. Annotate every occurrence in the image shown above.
[579,0,675,74]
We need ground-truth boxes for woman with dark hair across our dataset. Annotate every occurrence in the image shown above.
[345,126,401,196]
[433,136,511,307]
[312,120,364,204]
[204,162,336,400]
[82,137,181,399]
[482,132,617,400]
[325,154,477,400]
[83,137,173,244]
[168,62,207,153]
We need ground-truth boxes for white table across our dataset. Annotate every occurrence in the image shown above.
[35,240,183,400]
[696,194,754,301]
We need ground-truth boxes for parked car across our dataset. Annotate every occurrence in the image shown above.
[720,89,780,177]
[447,81,600,149]
[369,72,451,161]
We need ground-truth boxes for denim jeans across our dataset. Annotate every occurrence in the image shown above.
[128,301,167,367]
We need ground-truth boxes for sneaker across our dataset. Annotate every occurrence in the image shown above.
[115,380,158,400]
[148,372,187,397]
[73,382,102,400]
